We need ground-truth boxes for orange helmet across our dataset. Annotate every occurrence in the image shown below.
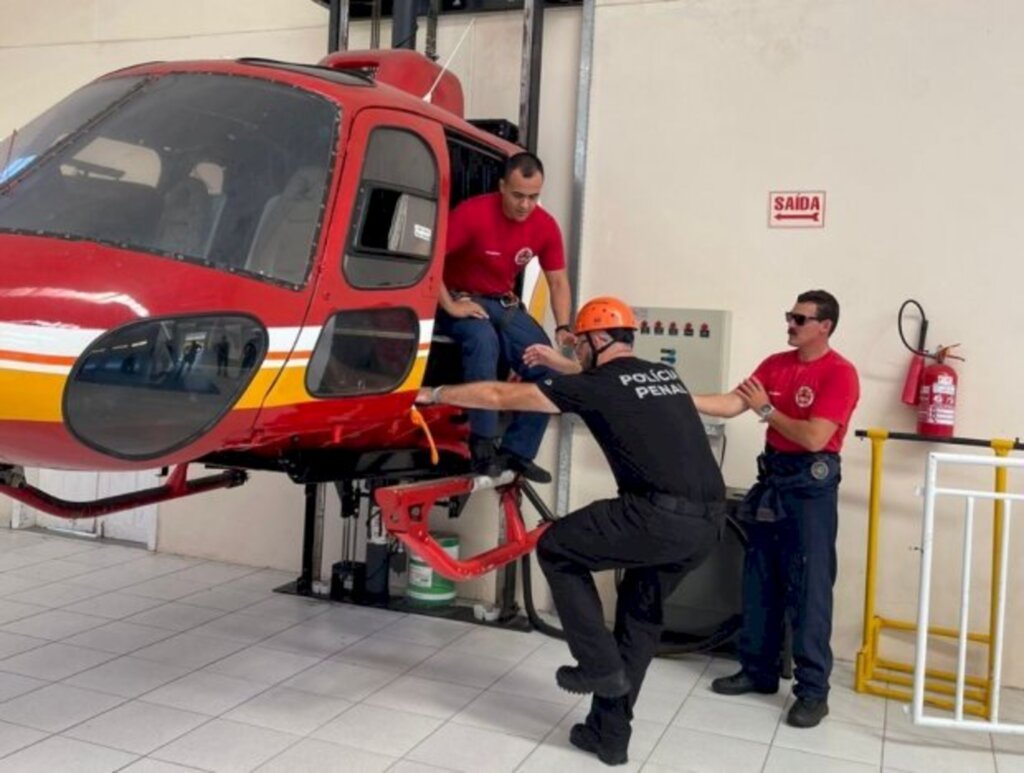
[574,296,638,335]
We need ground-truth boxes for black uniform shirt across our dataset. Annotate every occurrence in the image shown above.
[537,356,725,503]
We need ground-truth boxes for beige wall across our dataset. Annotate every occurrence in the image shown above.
[4,0,1023,688]
[583,0,1024,686]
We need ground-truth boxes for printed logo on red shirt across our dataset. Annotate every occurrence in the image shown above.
[795,385,815,408]
[514,247,535,266]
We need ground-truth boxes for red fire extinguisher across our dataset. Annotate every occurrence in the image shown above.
[916,346,960,438]
[898,300,964,438]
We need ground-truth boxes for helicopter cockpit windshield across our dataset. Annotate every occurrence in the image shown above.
[0,73,338,288]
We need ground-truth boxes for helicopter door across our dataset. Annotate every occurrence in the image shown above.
[297,109,448,403]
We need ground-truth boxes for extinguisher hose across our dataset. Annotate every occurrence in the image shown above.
[898,299,930,357]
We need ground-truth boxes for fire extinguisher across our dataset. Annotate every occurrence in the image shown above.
[898,299,964,438]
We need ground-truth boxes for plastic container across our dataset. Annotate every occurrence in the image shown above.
[406,533,459,606]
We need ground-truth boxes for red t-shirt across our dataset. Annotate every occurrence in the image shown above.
[751,349,860,454]
[443,192,565,295]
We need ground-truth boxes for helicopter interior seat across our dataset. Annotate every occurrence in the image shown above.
[153,176,212,258]
[245,166,323,285]
[54,174,162,247]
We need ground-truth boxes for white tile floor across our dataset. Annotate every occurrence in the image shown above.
[0,528,1018,772]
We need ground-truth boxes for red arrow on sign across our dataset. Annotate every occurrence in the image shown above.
[774,212,820,221]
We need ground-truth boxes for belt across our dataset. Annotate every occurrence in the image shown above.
[761,448,840,478]
[453,290,520,308]
[638,491,724,519]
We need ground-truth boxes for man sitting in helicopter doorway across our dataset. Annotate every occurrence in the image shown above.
[436,151,575,483]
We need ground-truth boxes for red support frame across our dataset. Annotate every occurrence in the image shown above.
[0,463,247,519]
[374,472,551,581]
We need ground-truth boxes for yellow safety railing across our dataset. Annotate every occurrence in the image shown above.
[854,428,1020,718]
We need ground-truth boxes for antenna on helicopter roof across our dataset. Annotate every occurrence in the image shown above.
[424,18,475,104]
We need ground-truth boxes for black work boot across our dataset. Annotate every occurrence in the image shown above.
[469,435,502,477]
[787,696,829,728]
[710,670,779,696]
[499,450,552,484]
[569,723,628,766]
[556,666,631,698]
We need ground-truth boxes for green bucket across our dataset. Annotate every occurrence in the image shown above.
[406,533,459,606]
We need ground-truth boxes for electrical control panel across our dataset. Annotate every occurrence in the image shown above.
[632,307,732,430]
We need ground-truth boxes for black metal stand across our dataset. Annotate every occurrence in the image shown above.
[854,429,1024,450]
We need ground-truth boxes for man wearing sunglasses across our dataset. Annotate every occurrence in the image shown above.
[693,289,859,729]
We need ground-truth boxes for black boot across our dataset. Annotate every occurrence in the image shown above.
[787,697,829,728]
[569,723,628,766]
[710,670,779,696]
[469,435,502,477]
[498,450,552,484]
[556,666,631,698]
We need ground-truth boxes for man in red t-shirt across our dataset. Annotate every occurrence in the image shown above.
[694,289,859,729]
[437,152,574,483]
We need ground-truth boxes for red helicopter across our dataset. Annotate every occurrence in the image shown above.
[0,49,552,579]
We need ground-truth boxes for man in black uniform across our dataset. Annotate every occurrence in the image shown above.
[418,296,726,766]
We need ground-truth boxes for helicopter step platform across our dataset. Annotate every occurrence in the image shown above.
[374,470,552,581]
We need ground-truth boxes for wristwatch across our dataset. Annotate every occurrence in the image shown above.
[756,403,775,422]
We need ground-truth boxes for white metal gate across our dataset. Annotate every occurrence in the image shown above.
[913,451,1023,734]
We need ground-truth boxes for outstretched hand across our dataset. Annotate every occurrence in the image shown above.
[523,344,581,375]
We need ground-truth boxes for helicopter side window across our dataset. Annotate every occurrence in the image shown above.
[344,127,438,289]
[306,307,419,397]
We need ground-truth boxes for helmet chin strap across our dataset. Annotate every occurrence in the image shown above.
[585,332,617,369]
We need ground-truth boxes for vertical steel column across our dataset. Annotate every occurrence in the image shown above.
[555,0,595,517]
[392,0,418,50]
[517,0,545,151]
[296,483,326,595]
[425,0,441,61]
[495,0,549,620]
[370,0,382,49]
[328,0,350,53]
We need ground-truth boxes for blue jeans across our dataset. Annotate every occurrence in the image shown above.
[738,468,839,700]
[435,298,553,459]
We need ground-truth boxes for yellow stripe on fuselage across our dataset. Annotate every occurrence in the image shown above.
[0,369,66,422]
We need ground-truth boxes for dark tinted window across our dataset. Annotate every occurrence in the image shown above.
[0,77,144,186]
[344,128,438,288]
[446,133,504,210]
[307,308,418,396]
[0,74,337,287]
[65,315,267,460]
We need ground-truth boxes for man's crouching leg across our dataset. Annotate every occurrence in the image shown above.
[536,519,630,698]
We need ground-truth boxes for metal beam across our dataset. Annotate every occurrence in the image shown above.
[392,0,418,50]
[555,0,595,516]
[371,0,382,49]
[327,0,350,53]
[518,0,545,151]
[425,0,441,61]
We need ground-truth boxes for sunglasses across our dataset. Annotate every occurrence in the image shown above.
[785,312,821,326]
